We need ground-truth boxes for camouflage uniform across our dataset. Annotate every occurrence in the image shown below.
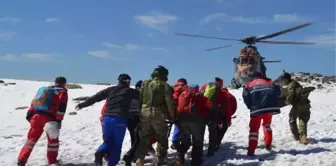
[135,66,176,166]
[285,80,311,144]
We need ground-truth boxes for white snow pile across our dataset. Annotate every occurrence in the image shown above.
[1,78,336,166]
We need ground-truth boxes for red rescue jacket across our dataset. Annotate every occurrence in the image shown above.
[221,88,237,126]
[200,83,227,124]
[99,101,107,121]
[27,84,68,122]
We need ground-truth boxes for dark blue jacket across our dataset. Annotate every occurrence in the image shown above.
[242,78,281,116]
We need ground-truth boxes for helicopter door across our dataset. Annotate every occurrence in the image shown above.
[239,56,254,65]
[237,56,254,73]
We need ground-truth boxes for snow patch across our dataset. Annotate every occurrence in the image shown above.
[0,78,335,166]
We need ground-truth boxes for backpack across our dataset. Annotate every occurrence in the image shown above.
[31,86,63,111]
[177,88,197,113]
[203,82,219,101]
[203,82,223,117]
[144,79,168,108]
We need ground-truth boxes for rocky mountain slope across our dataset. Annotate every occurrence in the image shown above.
[274,72,336,92]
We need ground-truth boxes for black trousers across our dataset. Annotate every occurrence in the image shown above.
[178,121,206,166]
[216,121,229,151]
[207,121,218,156]
[123,117,140,162]
[127,117,139,146]
[123,117,153,162]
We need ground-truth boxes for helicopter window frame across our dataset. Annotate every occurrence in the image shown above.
[238,56,254,65]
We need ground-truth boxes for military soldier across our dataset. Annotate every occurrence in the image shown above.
[135,65,176,166]
[282,72,311,145]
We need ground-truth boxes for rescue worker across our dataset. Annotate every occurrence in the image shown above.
[216,87,237,151]
[75,74,138,166]
[282,72,311,145]
[175,84,211,166]
[122,80,156,166]
[135,65,176,166]
[243,72,281,156]
[18,76,68,166]
[200,77,227,157]
[171,78,188,150]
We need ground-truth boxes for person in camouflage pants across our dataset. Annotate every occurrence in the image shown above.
[135,65,176,166]
[282,72,311,145]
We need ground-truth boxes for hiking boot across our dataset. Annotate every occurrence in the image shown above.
[122,154,132,163]
[247,150,255,156]
[94,151,104,166]
[125,161,132,166]
[135,159,144,166]
[300,135,308,145]
[265,145,272,151]
[247,152,255,156]
[17,161,25,166]
[293,135,300,141]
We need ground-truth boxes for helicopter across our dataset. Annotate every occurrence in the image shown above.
[174,22,316,89]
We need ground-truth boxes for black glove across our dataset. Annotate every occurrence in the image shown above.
[26,112,34,122]
[75,103,84,111]
[57,121,62,129]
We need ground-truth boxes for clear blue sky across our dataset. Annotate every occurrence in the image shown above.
[0,0,335,86]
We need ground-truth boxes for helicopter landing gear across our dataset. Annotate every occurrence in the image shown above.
[231,78,241,89]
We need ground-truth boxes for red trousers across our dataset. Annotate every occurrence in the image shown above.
[18,114,59,165]
[248,113,273,154]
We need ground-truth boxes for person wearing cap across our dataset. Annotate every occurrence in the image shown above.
[243,71,281,156]
[75,73,138,166]
[18,77,68,166]
[281,72,311,145]
[135,65,176,166]
[199,77,227,157]
[170,78,188,150]
[175,84,211,166]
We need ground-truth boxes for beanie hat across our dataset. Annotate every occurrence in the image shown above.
[118,73,131,81]
[189,84,199,91]
[55,76,66,85]
[118,73,131,85]
[135,80,143,89]
[177,78,187,84]
[215,77,224,87]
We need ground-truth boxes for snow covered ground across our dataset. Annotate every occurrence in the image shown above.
[1,78,336,166]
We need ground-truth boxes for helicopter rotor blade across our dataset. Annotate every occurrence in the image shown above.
[257,40,316,45]
[174,33,241,41]
[205,45,232,51]
[263,60,281,63]
[256,22,313,41]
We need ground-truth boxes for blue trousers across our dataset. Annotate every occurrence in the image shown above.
[172,124,180,142]
[97,116,127,166]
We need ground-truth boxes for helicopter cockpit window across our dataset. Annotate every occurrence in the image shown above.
[238,56,254,65]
